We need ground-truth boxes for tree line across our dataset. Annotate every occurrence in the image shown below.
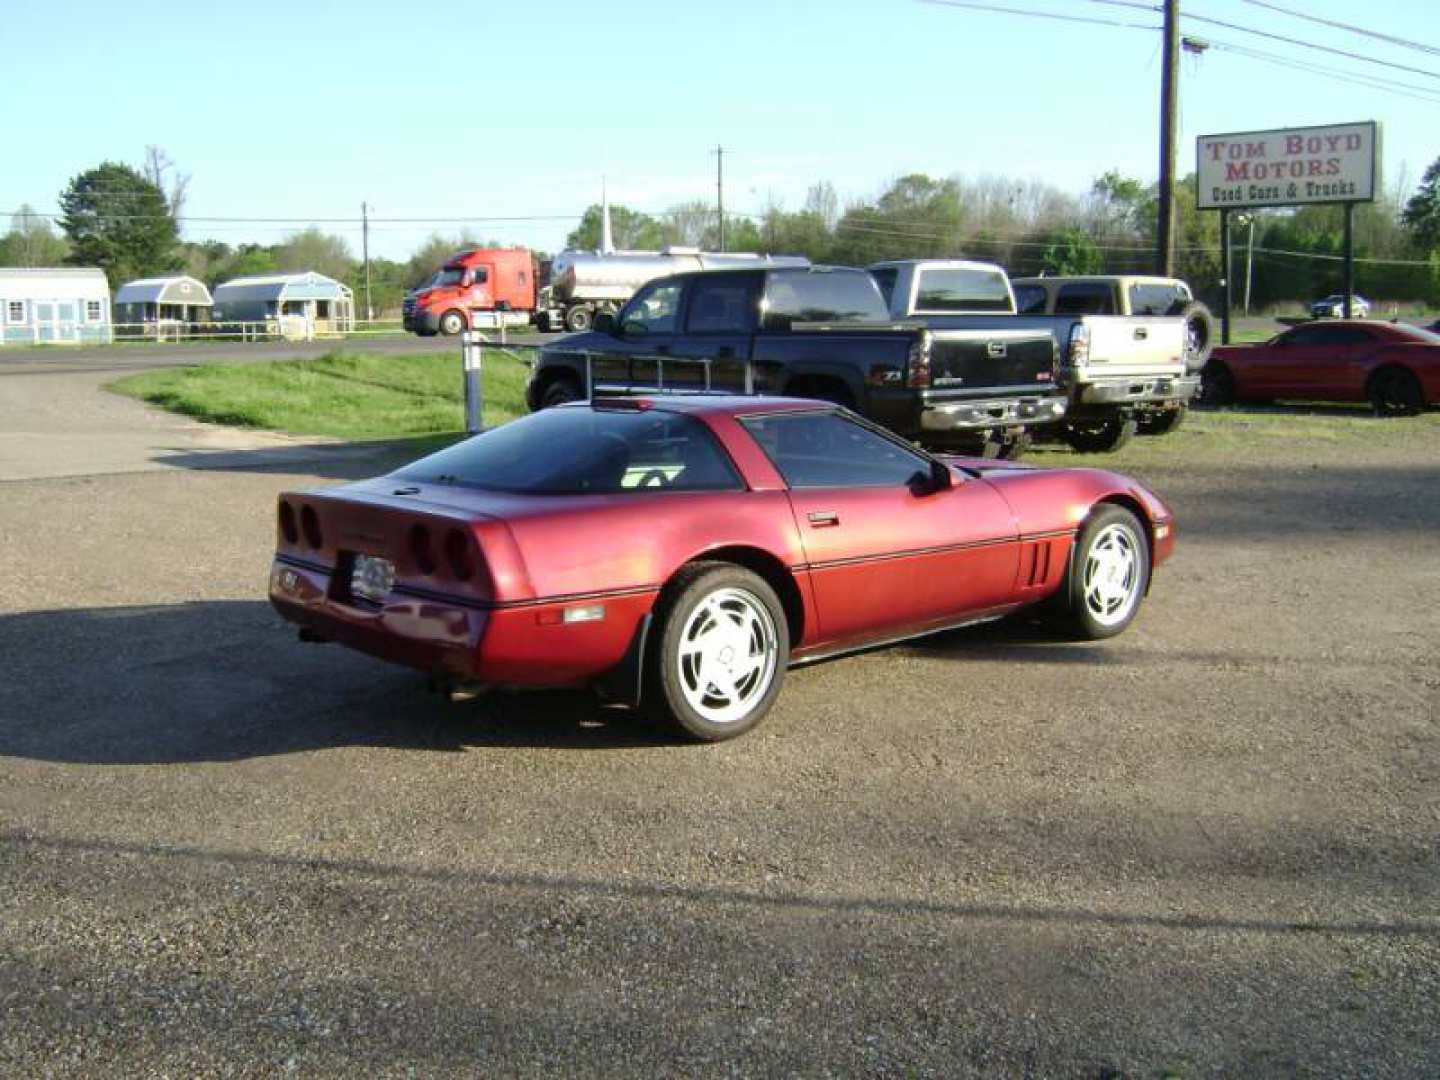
[4,149,1439,315]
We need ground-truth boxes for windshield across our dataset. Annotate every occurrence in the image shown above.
[434,268,466,287]
[395,408,743,495]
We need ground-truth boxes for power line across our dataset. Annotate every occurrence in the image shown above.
[918,0,1159,31]
[1182,8,1440,81]
[1196,36,1440,104]
[1238,0,1440,58]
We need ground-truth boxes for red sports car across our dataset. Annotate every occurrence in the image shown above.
[1204,320,1440,415]
[270,397,1175,740]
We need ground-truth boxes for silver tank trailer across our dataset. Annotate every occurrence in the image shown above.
[551,248,810,304]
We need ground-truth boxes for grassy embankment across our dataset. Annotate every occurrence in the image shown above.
[109,350,532,441]
[109,346,1440,466]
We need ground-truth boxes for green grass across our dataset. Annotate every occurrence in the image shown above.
[108,349,532,440]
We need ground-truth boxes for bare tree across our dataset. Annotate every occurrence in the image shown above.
[143,145,192,223]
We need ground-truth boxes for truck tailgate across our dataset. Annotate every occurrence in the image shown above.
[1078,317,1187,377]
[928,329,1057,396]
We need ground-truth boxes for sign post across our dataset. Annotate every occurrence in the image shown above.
[1196,121,1378,344]
[461,330,484,434]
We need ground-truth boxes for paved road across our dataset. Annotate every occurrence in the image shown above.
[1,370,1437,1075]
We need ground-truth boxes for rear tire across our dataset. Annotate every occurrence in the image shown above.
[1368,367,1423,417]
[1062,415,1136,454]
[1199,361,1235,407]
[564,305,593,332]
[1137,405,1187,436]
[438,309,467,336]
[1047,504,1150,640]
[646,563,789,742]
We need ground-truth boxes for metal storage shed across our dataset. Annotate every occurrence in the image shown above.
[0,268,112,346]
[113,275,213,326]
[211,272,355,339]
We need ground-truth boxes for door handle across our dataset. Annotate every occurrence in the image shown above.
[1134,327,1148,340]
[807,511,840,527]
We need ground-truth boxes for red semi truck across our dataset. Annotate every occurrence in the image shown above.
[402,248,537,335]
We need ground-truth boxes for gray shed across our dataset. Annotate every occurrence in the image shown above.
[113,275,213,325]
[212,272,354,338]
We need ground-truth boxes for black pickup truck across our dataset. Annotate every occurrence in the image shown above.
[525,266,1065,454]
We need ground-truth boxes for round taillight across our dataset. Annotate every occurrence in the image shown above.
[278,500,299,544]
[300,505,323,549]
[445,528,475,581]
[409,524,436,575]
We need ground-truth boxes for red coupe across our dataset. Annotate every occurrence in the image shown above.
[269,397,1175,740]
[1204,320,1440,415]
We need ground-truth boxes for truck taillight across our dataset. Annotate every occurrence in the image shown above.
[906,331,933,389]
[1067,323,1091,368]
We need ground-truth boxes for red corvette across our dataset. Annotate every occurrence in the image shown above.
[1204,320,1440,415]
[269,397,1175,740]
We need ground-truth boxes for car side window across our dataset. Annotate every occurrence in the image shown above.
[741,412,931,489]
[622,282,683,335]
[1013,285,1047,315]
[1054,283,1115,315]
[685,275,758,334]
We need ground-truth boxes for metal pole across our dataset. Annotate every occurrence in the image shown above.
[1220,207,1232,346]
[1157,0,1179,276]
[362,201,373,323]
[1342,203,1355,319]
[1243,215,1255,316]
[715,145,725,252]
[461,331,483,434]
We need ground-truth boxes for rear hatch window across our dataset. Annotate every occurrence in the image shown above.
[913,266,1013,312]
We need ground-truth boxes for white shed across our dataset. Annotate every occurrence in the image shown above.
[0,268,112,346]
[212,272,355,339]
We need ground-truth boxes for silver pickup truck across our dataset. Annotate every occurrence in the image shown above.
[870,260,1200,452]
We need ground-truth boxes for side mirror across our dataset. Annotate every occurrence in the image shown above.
[594,311,617,335]
[912,459,954,495]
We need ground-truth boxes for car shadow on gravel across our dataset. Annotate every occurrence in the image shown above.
[0,600,675,765]
[150,433,465,481]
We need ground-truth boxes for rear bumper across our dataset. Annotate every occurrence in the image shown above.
[1074,374,1200,405]
[268,557,654,687]
[919,393,1068,433]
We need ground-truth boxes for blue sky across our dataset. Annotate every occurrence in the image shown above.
[3,0,1435,260]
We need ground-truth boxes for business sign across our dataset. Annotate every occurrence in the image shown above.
[1196,121,1378,210]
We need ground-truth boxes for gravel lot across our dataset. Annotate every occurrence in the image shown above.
[1,370,1437,1076]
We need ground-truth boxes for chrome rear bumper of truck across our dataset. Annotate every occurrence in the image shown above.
[1075,374,1200,405]
[920,394,1068,432]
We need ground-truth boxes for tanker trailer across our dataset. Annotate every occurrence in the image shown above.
[535,248,808,332]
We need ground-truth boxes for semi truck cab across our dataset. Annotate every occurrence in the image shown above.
[403,248,536,335]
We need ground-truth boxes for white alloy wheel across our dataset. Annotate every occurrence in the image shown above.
[675,586,779,726]
[1082,522,1142,627]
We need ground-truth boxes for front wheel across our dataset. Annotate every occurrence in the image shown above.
[1048,504,1151,640]
[438,309,467,336]
[1198,362,1235,407]
[647,563,789,741]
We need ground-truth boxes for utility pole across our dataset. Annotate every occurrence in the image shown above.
[1157,0,1179,276]
[714,145,726,252]
[361,201,373,322]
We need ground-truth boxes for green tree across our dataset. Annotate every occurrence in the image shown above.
[273,227,355,281]
[215,244,279,283]
[564,204,665,250]
[405,232,481,289]
[1401,156,1440,251]
[0,204,69,267]
[1040,227,1103,275]
[831,174,966,264]
[58,162,179,286]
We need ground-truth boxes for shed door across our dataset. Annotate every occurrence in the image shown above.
[33,301,79,343]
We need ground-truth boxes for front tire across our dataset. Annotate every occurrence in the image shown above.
[564,305,593,332]
[647,563,789,741]
[1049,504,1150,640]
[1137,404,1187,436]
[538,375,583,408]
[438,309,467,336]
[1368,367,1423,417]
